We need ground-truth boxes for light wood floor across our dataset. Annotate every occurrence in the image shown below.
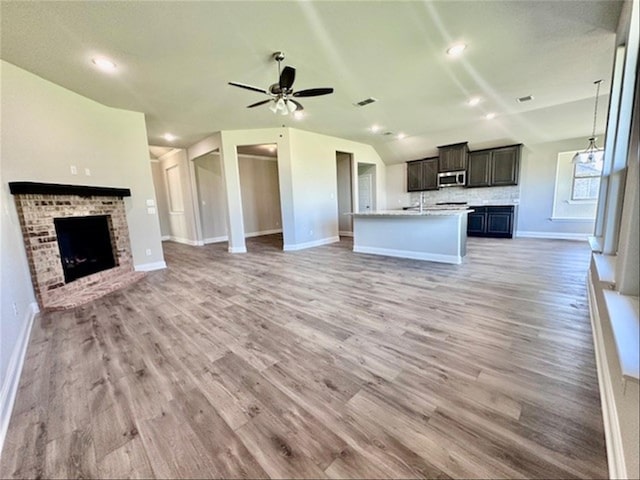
[1,235,608,479]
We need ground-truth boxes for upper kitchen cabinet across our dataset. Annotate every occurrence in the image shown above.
[407,157,438,192]
[438,142,468,172]
[467,144,522,187]
[467,151,491,187]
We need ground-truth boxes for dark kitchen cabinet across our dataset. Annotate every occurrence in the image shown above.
[467,144,521,187]
[467,205,514,238]
[467,151,492,187]
[407,157,438,192]
[467,208,487,235]
[438,142,468,172]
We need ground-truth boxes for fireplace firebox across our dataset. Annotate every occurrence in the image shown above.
[54,215,117,283]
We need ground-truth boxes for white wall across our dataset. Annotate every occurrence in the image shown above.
[205,127,385,252]
[0,60,164,441]
[287,128,386,250]
[518,137,598,237]
[385,163,411,209]
[238,155,282,236]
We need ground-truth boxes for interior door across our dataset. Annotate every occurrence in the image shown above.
[358,174,373,212]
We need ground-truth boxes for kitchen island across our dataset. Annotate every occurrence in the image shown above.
[350,208,471,264]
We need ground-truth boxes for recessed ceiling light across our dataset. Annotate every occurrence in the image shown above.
[293,111,305,120]
[163,133,176,142]
[91,57,117,72]
[485,113,496,120]
[370,124,381,133]
[467,97,481,106]
[396,133,407,140]
[446,43,467,57]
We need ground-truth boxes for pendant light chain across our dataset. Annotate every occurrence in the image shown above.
[591,79,603,139]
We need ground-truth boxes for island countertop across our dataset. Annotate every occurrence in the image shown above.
[350,208,472,217]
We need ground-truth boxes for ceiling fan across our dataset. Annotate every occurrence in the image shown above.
[229,52,334,115]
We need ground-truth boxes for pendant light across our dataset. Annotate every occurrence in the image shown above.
[573,80,604,164]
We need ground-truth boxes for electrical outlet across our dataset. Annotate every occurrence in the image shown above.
[145,248,152,256]
[309,229,313,235]
[70,165,78,175]
[12,302,18,317]
[147,207,156,215]
[85,168,91,176]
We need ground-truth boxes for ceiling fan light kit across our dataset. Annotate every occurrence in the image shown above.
[229,51,334,116]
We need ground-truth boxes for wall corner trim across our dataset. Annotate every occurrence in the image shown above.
[0,302,39,457]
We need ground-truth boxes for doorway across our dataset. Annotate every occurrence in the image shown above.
[336,152,354,236]
[193,149,228,244]
[236,144,284,251]
[357,163,377,212]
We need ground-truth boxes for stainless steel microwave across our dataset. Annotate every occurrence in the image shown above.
[437,170,466,188]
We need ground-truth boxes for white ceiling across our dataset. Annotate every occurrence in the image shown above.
[0,1,623,164]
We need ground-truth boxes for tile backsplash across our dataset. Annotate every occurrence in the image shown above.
[409,185,520,206]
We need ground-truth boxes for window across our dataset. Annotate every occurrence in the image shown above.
[551,150,601,220]
[572,155,603,201]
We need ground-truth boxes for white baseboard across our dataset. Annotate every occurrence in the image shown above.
[245,228,282,238]
[283,236,339,251]
[135,261,167,272]
[353,245,462,264]
[166,236,200,246]
[160,235,171,241]
[587,274,627,479]
[0,302,39,457]
[516,230,589,241]
[339,231,354,237]
[204,235,228,244]
[228,245,247,253]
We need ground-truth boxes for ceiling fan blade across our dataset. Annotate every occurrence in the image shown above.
[290,99,304,111]
[293,87,334,97]
[229,82,269,95]
[247,99,272,108]
[279,66,296,91]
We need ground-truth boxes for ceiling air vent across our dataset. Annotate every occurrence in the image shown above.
[382,131,394,136]
[517,95,534,103]
[354,97,378,107]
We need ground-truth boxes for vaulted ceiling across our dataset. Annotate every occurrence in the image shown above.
[0,1,623,164]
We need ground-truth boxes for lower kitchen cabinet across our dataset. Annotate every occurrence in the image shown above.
[467,205,514,238]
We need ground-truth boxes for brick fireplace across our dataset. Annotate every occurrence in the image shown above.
[9,182,145,310]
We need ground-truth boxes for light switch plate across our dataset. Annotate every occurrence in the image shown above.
[146,199,155,207]
[147,207,156,215]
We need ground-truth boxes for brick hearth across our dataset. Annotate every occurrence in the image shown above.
[10,184,144,310]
